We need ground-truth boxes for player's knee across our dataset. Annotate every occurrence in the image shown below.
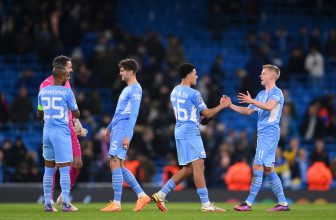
[72,160,83,169]
[45,160,56,167]
[253,163,263,171]
[264,166,272,173]
[109,156,121,169]
[192,158,204,166]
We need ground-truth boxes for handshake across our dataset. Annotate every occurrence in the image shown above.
[200,95,232,125]
[220,95,232,107]
[73,118,88,137]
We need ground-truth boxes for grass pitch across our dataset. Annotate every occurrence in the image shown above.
[0,203,335,220]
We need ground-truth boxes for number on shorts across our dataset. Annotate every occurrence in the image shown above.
[111,141,118,151]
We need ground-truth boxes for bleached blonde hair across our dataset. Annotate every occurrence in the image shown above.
[263,64,280,79]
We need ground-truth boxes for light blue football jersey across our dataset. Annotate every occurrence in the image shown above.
[248,86,284,137]
[108,82,142,139]
[170,85,207,139]
[38,85,78,133]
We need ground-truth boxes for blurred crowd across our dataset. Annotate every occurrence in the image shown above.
[0,0,336,190]
[235,25,336,98]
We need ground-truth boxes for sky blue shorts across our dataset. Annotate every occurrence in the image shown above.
[42,128,73,163]
[254,136,279,167]
[108,128,128,160]
[175,136,206,166]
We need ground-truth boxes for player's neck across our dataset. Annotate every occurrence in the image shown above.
[180,80,191,87]
[53,81,62,86]
[127,77,138,86]
[265,82,276,92]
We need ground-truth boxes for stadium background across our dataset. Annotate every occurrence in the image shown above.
[0,0,335,203]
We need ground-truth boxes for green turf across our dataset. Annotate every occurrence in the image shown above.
[0,203,335,220]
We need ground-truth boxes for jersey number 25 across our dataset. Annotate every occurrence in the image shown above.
[41,96,65,119]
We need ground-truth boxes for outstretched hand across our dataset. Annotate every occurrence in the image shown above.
[237,91,253,104]
[220,95,232,108]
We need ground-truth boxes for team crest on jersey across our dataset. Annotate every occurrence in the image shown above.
[197,97,202,102]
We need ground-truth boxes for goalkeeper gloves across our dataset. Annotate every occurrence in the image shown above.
[73,118,88,137]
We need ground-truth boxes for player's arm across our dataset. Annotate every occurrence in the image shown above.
[238,91,278,111]
[200,96,231,118]
[105,121,112,144]
[67,89,80,118]
[71,110,80,118]
[105,116,115,144]
[124,98,141,139]
[37,93,44,122]
[66,90,85,135]
[106,121,113,131]
[37,109,44,121]
[201,106,224,118]
[229,104,255,115]
[250,99,277,111]
[122,92,142,149]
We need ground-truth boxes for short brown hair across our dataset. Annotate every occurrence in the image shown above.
[119,58,138,73]
[263,64,280,79]
[53,55,71,67]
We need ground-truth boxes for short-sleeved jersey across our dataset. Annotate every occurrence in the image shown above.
[170,85,207,139]
[39,75,75,130]
[38,85,78,133]
[248,86,284,137]
[110,83,142,132]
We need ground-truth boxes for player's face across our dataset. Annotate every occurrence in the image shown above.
[189,69,198,86]
[119,67,132,82]
[60,72,68,86]
[65,61,73,78]
[259,69,274,86]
